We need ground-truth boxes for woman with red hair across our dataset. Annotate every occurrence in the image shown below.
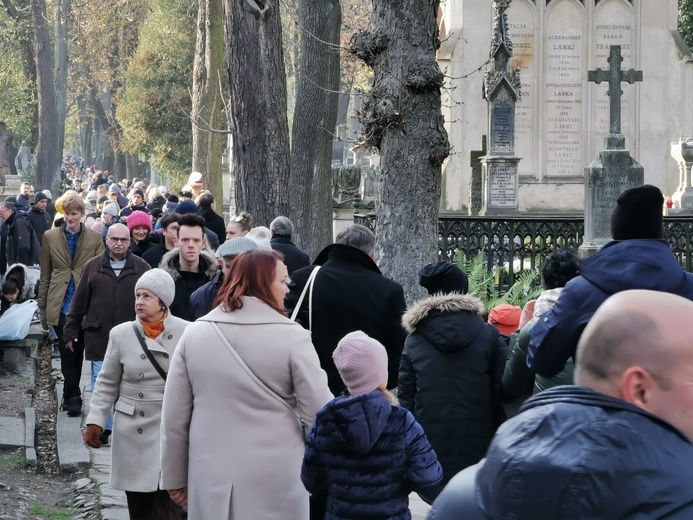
[160,249,332,519]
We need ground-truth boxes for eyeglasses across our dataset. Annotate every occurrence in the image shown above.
[108,237,130,243]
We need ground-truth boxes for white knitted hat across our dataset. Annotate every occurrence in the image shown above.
[135,269,175,309]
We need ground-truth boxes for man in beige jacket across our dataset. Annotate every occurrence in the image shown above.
[38,194,103,417]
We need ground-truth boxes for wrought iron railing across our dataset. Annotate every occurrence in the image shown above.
[354,213,693,294]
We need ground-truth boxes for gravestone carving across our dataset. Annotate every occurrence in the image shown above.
[0,122,13,185]
[579,45,644,258]
[480,0,522,215]
[15,141,32,178]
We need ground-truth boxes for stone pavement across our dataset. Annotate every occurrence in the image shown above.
[54,359,431,520]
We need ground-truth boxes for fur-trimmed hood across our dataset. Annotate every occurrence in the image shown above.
[3,263,41,300]
[160,247,218,282]
[402,292,485,333]
[402,293,489,353]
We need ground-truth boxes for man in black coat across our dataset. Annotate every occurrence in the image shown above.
[429,290,693,519]
[270,216,310,275]
[26,192,52,245]
[0,201,41,275]
[286,224,407,395]
[197,193,226,245]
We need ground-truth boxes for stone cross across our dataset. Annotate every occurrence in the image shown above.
[588,45,642,148]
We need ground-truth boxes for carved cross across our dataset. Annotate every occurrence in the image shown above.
[588,45,643,136]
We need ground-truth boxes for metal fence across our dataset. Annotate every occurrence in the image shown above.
[354,213,693,294]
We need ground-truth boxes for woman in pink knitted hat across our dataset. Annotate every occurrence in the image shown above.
[127,210,154,258]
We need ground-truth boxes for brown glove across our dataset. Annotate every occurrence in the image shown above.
[84,424,103,449]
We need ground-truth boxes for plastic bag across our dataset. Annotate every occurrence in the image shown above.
[0,299,38,341]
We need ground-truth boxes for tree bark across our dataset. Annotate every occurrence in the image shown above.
[31,0,61,194]
[192,0,225,203]
[350,0,449,303]
[53,0,71,159]
[288,0,341,258]
[225,0,290,226]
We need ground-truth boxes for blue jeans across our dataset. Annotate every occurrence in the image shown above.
[91,361,113,431]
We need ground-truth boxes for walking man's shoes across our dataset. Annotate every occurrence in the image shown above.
[66,396,82,417]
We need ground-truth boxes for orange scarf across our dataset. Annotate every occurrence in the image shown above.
[141,311,167,339]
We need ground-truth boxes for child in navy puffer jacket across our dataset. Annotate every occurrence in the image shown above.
[301,331,443,520]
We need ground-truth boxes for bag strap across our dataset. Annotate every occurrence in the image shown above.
[289,265,321,329]
[210,322,305,435]
[131,323,167,381]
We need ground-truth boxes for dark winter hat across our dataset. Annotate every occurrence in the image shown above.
[164,195,179,213]
[419,261,469,295]
[175,200,198,215]
[610,184,664,240]
[132,188,145,199]
[34,192,50,203]
[97,195,109,204]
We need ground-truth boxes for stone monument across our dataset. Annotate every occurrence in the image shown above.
[438,0,693,214]
[479,0,522,216]
[14,141,32,178]
[0,122,12,185]
[669,138,693,214]
[579,45,643,258]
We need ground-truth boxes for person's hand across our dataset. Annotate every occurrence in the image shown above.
[168,487,188,506]
[39,307,47,330]
[65,338,77,352]
[519,299,536,330]
[84,424,103,449]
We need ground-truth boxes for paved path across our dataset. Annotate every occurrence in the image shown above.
[56,360,431,519]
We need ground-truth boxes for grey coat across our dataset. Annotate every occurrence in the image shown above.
[86,314,190,492]
[160,296,333,520]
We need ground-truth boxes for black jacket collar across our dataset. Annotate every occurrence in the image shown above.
[313,243,381,274]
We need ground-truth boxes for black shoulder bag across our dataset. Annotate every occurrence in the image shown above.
[131,323,167,381]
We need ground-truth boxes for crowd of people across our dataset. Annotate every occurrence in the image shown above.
[2,168,693,520]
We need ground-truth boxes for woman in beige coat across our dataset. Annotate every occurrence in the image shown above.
[160,249,332,519]
[84,269,189,520]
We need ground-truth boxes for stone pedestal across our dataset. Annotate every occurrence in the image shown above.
[3,174,23,198]
[333,206,355,240]
[670,138,693,214]
[578,148,643,258]
[480,157,521,215]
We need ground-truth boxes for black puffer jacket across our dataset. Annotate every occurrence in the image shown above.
[398,293,507,487]
[429,386,693,519]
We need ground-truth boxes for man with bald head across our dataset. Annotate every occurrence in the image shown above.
[428,290,693,520]
[64,223,150,443]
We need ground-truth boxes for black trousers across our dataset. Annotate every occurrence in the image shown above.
[125,489,182,520]
[56,312,84,400]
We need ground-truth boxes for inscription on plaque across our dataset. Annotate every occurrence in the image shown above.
[507,0,535,177]
[491,101,515,154]
[489,163,518,208]
[544,0,583,177]
[592,1,635,153]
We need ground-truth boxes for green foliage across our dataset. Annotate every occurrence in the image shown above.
[0,16,35,144]
[117,0,196,182]
[680,0,693,51]
[455,251,542,313]
[28,505,73,519]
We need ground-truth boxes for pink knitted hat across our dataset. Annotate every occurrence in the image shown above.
[333,331,388,396]
[127,210,152,232]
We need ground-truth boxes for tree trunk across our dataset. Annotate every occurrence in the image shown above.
[53,0,71,159]
[225,0,290,226]
[192,0,224,203]
[350,0,449,303]
[288,0,341,258]
[31,0,61,194]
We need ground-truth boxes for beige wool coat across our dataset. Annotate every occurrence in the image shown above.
[160,296,333,520]
[86,314,190,492]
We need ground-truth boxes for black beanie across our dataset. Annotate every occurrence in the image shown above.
[419,261,469,295]
[610,184,664,240]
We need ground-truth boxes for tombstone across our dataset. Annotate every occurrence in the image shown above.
[0,122,12,185]
[14,141,32,178]
[579,45,644,258]
[469,136,487,216]
[439,0,692,214]
[480,0,522,216]
[669,138,693,214]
